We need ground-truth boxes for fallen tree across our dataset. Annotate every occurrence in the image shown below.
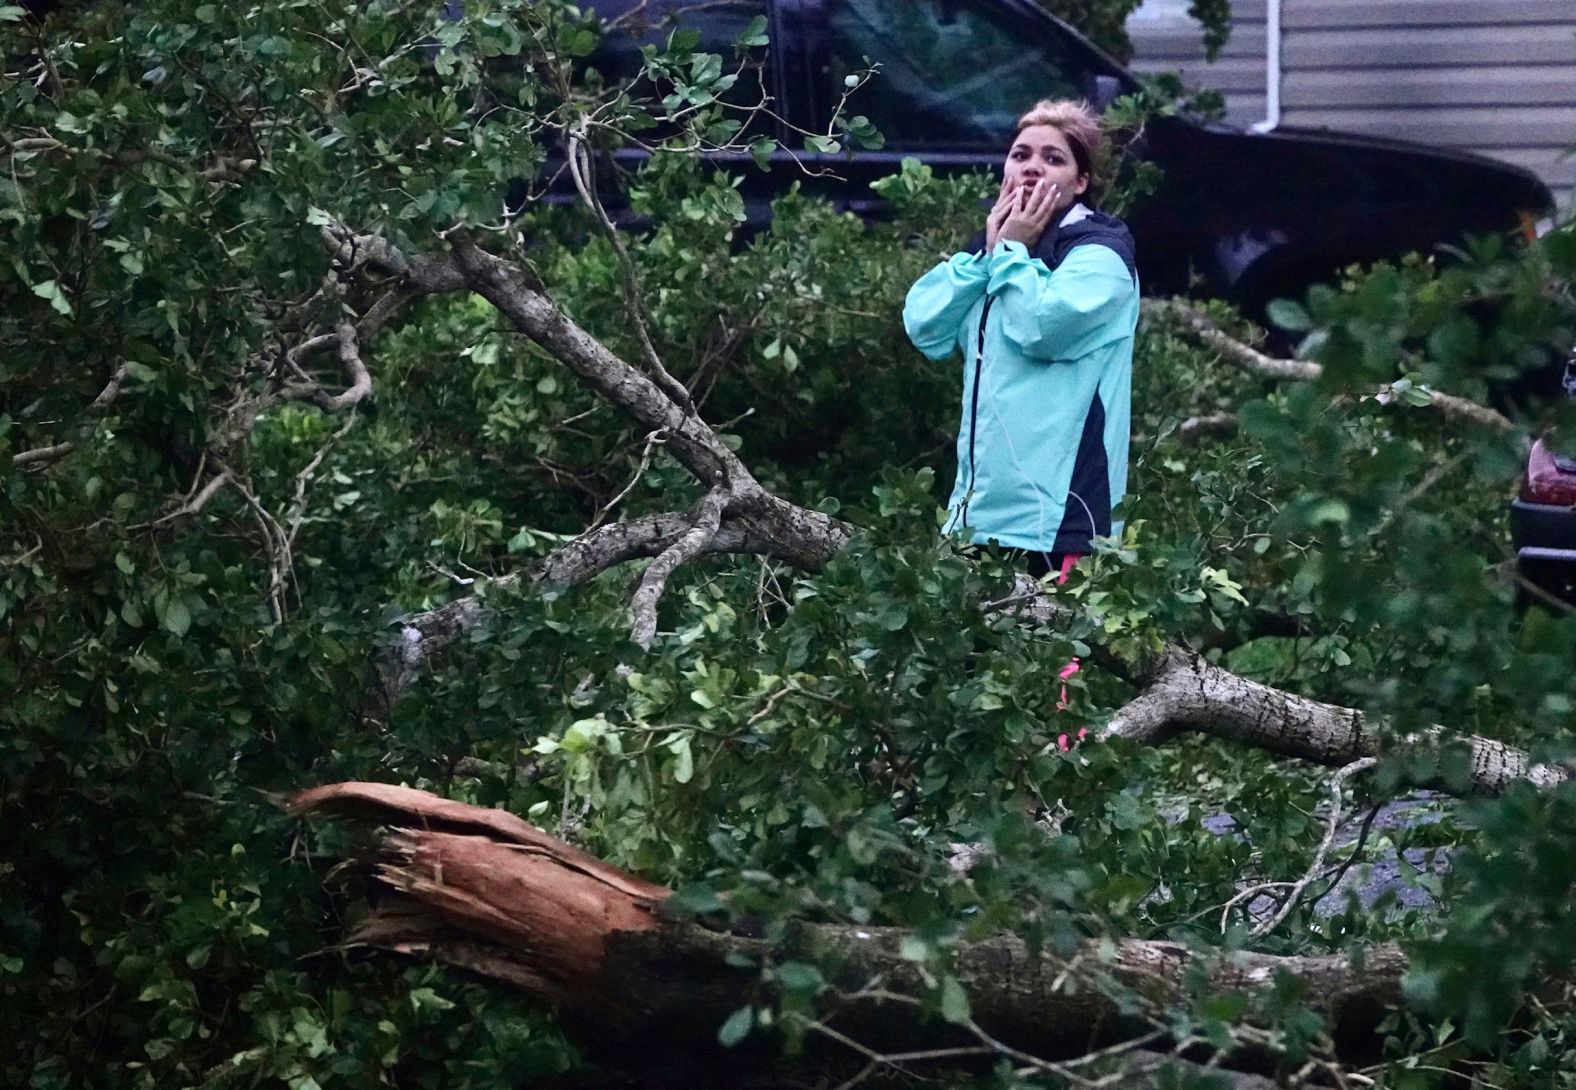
[293,781,1408,1086]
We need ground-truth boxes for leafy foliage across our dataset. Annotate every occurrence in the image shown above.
[4,1,1576,1088]
[1032,0,1235,64]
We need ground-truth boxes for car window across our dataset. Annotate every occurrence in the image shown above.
[586,0,773,143]
[592,1,770,91]
[824,0,1087,150]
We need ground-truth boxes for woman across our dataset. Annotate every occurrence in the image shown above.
[903,99,1140,581]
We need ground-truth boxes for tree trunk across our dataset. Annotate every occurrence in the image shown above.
[293,783,1406,1082]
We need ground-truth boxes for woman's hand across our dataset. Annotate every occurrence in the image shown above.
[983,180,1016,253]
[996,179,1060,250]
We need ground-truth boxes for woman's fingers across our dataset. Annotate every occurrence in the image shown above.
[1017,179,1052,214]
[1016,183,1054,231]
[1029,181,1058,222]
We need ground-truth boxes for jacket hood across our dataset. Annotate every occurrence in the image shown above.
[968,204,1137,279]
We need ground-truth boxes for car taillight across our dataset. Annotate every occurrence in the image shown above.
[1520,211,1555,241]
[1524,438,1576,506]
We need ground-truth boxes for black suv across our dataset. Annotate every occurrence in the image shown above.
[586,0,1557,312]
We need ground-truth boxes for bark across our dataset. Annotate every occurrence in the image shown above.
[327,229,855,660]
[293,783,1407,1080]
[1107,646,1567,794]
[388,502,849,693]
[629,487,728,649]
[14,361,132,471]
[1143,300,1522,436]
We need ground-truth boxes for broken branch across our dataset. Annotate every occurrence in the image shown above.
[628,486,728,649]
[1144,300,1521,436]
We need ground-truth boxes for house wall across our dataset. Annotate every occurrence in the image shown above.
[1125,0,1576,213]
[1125,0,1269,129]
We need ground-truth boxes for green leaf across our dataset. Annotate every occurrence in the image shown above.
[1266,298,1312,332]
[748,136,777,171]
[664,883,724,918]
[409,986,455,1012]
[776,962,824,993]
[736,14,769,47]
[31,280,73,316]
[670,734,694,784]
[717,1005,753,1047]
[939,975,971,1024]
[161,597,191,637]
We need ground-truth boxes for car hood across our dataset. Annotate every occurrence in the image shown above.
[1166,117,1557,217]
[1261,125,1550,199]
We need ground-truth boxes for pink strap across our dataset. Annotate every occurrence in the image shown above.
[1054,554,1086,716]
[1056,553,1082,585]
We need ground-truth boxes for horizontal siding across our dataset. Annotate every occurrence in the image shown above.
[1126,4,1267,128]
[1286,0,1575,29]
[1284,25,1576,68]
[1480,147,1576,189]
[1281,1,1576,212]
[1290,65,1575,108]
[1128,0,1267,21]
[1131,26,1268,62]
[1282,107,1574,150]
[1127,57,1264,94]
[1128,1,1575,210]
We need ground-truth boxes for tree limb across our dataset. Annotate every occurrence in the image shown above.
[1107,646,1565,795]
[1175,410,1240,443]
[388,507,848,697]
[282,320,372,411]
[565,124,695,414]
[13,361,131,471]
[1250,757,1376,938]
[1144,300,1521,436]
[628,486,728,649]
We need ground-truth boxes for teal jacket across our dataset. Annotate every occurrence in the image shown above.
[903,207,1139,555]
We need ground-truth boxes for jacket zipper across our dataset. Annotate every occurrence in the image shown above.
[960,297,992,528]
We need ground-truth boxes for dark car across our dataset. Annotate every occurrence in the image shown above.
[583,0,1556,314]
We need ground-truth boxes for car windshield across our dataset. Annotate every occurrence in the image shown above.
[591,0,772,129]
[826,0,1086,149]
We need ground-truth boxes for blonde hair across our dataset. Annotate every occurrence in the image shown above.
[1015,98,1106,204]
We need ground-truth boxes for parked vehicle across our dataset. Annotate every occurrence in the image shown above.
[1511,353,1576,607]
[586,0,1556,315]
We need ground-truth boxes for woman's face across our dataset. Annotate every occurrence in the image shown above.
[1003,124,1088,212]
